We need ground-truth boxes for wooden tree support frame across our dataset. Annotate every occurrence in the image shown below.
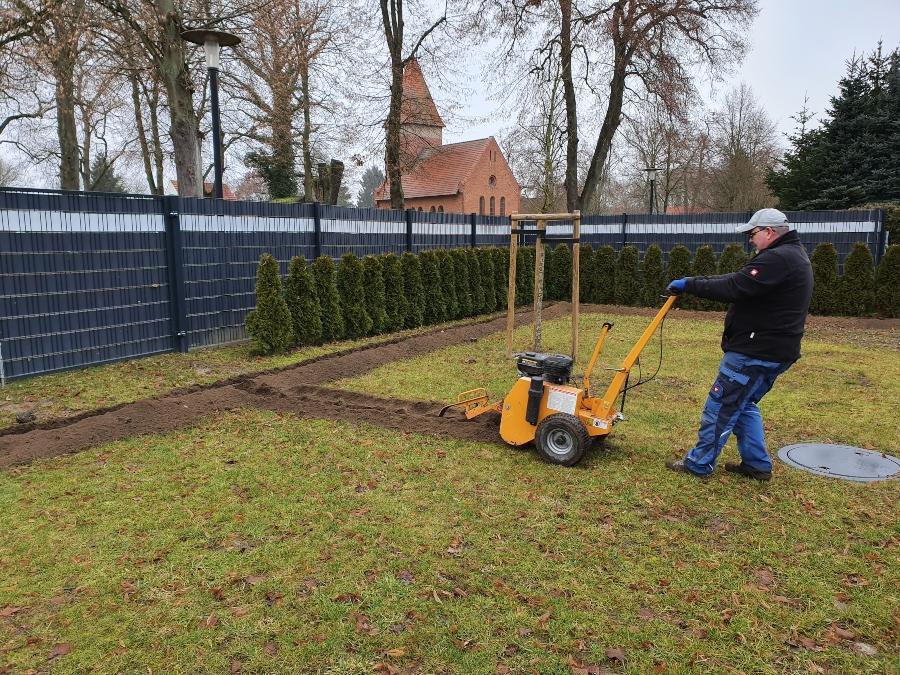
[506,211,581,359]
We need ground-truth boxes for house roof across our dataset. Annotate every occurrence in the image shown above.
[374,138,492,200]
[400,59,444,128]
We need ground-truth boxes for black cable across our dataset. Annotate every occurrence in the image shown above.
[618,313,667,412]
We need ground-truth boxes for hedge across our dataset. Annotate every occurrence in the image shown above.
[546,243,572,301]
[245,253,294,354]
[284,255,322,345]
[401,252,425,328]
[476,248,497,313]
[337,252,372,339]
[380,253,407,332]
[451,248,473,318]
[419,250,447,325]
[875,244,900,318]
[614,245,641,306]
[839,243,875,316]
[692,245,719,311]
[312,255,345,342]
[810,243,840,315]
[641,244,665,306]
[435,249,458,320]
[362,255,388,335]
[594,245,616,304]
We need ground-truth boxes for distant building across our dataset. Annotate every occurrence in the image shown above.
[374,59,520,216]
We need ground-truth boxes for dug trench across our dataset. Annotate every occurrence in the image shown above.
[0,305,574,469]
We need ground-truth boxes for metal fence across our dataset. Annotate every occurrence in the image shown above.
[0,186,887,381]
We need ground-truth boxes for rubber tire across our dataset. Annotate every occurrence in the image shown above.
[535,413,591,467]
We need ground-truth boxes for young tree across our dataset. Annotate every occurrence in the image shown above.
[356,165,385,208]
[337,251,373,338]
[809,242,839,315]
[838,243,875,316]
[614,245,640,306]
[545,243,571,301]
[381,252,407,331]
[284,255,322,345]
[718,243,749,275]
[691,245,719,310]
[593,245,616,304]
[435,248,458,319]
[451,248,473,317]
[476,248,497,313]
[311,255,345,341]
[419,250,447,325]
[466,249,485,315]
[401,251,425,327]
[362,254,389,334]
[641,244,665,306]
[245,253,294,354]
[88,154,127,192]
[874,243,900,318]
[578,244,594,303]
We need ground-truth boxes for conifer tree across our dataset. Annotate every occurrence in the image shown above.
[516,246,535,306]
[401,252,425,327]
[337,252,373,338]
[476,248,496,313]
[245,253,294,354]
[545,244,572,300]
[593,245,616,303]
[578,244,595,304]
[311,256,345,341]
[284,256,322,346]
[466,249,485,316]
[641,244,666,306]
[666,245,693,307]
[419,250,447,325]
[839,243,876,316]
[435,249,458,320]
[380,253,407,331]
[874,243,900,317]
[492,247,508,310]
[614,245,641,306]
[718,244,749,274]
[362,255,389,334]
[692,246,719,310]
[451,248,473,317]
[809,243,840,315]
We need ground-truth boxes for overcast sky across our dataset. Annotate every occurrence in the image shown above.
[443,0,900,146]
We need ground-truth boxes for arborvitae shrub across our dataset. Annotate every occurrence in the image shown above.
[516,246,535,306]
[245,253,294,354]
[450,249,473,317]
[362,255,388,335]
[839,243,876,316]
[666,245,693,307]
[311,255,344,341]
[692,246,719,310]
[401,252,425,328]
[546,243,572,300]
[578,244,595,303]
[875,243,900,318]
[614,245,641,306]
[284,255,322,345]
[641,244,666,306]
[466,249,485,315]
[476,248,496,313]
[337,252,372,339]
[809,242,839,315]
[718,244,749,275]
[492,247,508,310]
[380,253,407,332]
[435,249,458,320]
[419,250,447,325]
[593,245,616,303]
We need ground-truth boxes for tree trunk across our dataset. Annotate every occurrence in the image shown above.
[52,30,80,190]
[385,56,404,209]
[300,63,314,201]
[149,80,165,195]
[559,0,579,212]
[131,73,157,193]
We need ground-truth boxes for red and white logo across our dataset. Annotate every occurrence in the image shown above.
[749,268,759,277]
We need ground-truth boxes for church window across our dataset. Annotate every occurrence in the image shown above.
[490,196,495,215]
[438,205,444,213]
[489,175,496,187]
[430,206,436,212]
[500,197,506,216]
[479,196,485,215]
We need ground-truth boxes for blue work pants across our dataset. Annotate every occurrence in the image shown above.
[684,352,793,476]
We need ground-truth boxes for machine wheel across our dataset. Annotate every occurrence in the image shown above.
[535,413,591,467]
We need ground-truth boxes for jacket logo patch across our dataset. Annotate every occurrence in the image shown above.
[712,384,722,394]
[749,268,759,276]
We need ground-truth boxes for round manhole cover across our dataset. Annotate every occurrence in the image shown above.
[777,443,900,482]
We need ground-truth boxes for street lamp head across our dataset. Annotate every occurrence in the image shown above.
[181,28,241,70]
[644,167,659,182]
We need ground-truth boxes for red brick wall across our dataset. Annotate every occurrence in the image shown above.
[460,138,520,216]
[375,194,464,213]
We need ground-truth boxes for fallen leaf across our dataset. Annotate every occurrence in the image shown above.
[230,607,249,618]
[849,641,878,657]
[0,606,25,617]
[396,570,415,584]
[263,641,279,656]
[210,587,225,601]
[637,607,656,620]
[229,660,243,673]
[334,592,361,604]
[244,575,266,586]
[48,643,72,659]
[537,611,552,628]
[264,591,283,607]
[373,664,398,674]
[753,568,776,590]
[605,647,625,663]
[826,625,855,642]
[201,612,219,628]
[384,648,405,657]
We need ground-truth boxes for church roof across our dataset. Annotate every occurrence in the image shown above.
[375,138,491,200]
[400,59,444,128]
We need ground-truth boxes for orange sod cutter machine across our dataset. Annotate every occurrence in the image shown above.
[439,211,678,467]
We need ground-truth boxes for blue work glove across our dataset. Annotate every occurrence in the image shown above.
[666,278,688,295]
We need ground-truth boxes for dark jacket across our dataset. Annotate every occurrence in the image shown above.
[684,230,813,362]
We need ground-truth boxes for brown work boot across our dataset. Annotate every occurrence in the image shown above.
[724,461,771,481]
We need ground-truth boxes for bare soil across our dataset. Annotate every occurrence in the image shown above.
[1,304,896,470]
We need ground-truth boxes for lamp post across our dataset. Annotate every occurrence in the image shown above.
[181,28,241,199]
[644,167,658,215]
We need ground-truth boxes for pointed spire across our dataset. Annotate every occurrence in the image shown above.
[401,58,444,128]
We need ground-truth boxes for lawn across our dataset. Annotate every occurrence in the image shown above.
[0,308,897,673]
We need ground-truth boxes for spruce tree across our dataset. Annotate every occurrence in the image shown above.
[667,245,693,307]
[809,243,840,315]
[435,248,458,320]
[245,253,294,354]
[718,244,749,275]
[578,244,595,304]
[451,249,473,317]
[311,256,345,341]
[401,252,425,328]
[641,244,666,306]
[492,247,508,310]
[419,250,447,325]
[839,243,876,316]
[545,243,572,301]
[476,248,496,313]
[516,246,535,307]
[593,245,616,303]
[614,245,641,306]
[466,249,485,316]
[337,252,373,338]
[874,243,900,317]
[381,253,407,332]
[692,246,719,310]
[284,255,322,346]
[362,255,389,334]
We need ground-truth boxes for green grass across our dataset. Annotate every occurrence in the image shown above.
[1,310,898,673]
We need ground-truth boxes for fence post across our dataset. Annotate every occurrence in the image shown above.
[312,201,322,259]
[620,212,628,249]
[874,208,887,266]
[470,212,477,248]
[405,209,414,252]
[164,195,189,353]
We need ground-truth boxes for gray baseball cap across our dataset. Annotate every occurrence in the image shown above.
[735,208,790,233]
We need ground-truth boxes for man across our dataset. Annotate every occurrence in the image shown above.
[665,208,813,480]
